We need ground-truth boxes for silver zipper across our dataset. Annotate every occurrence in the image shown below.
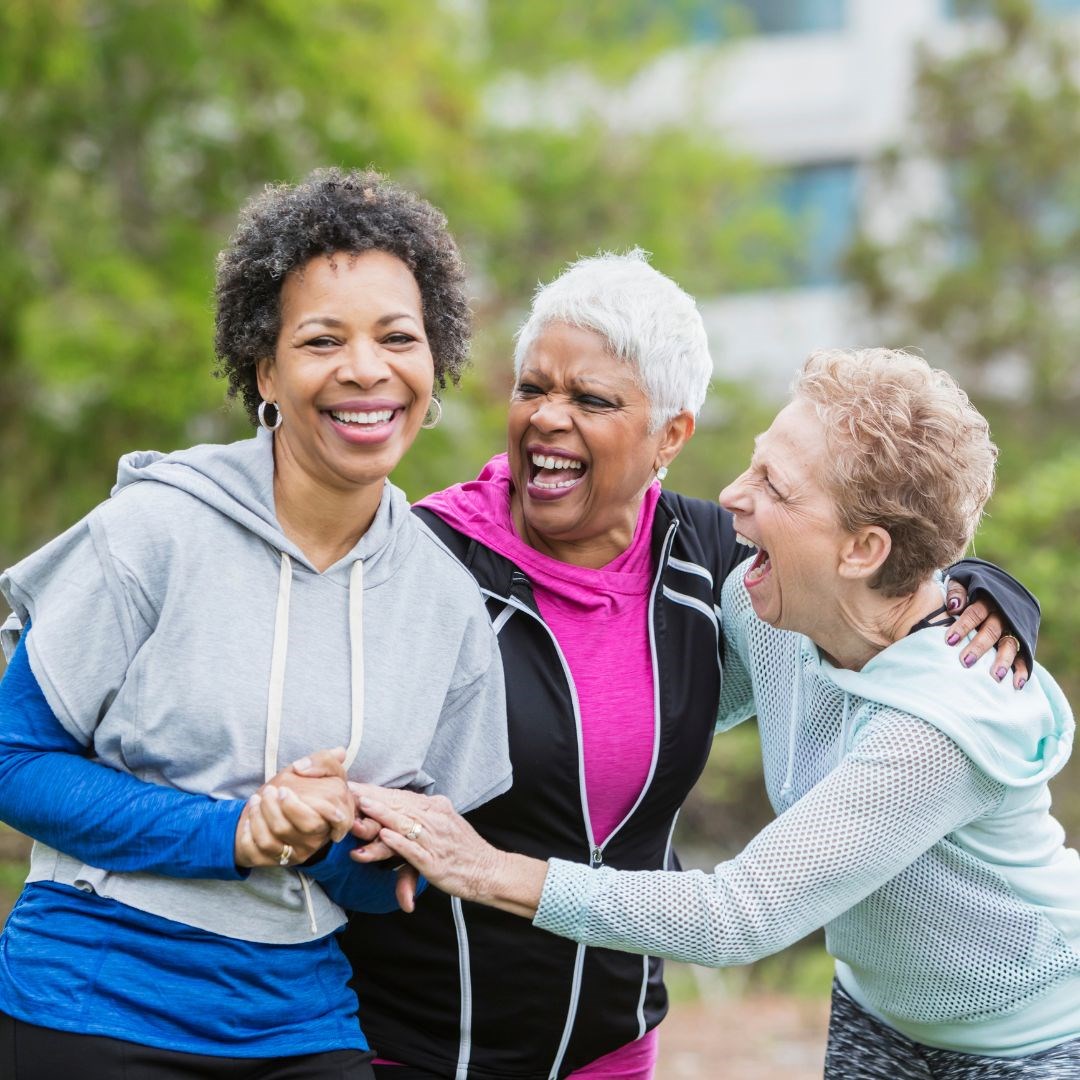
[482,518,680,1077]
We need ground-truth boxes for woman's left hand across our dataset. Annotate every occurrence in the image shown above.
[355,791,547,919]
[944,581,1029,689]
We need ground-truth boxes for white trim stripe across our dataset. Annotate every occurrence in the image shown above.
[662,586,719,633]
[452,896,473,1080]
[491,603,516,636]
[667,556,714,585]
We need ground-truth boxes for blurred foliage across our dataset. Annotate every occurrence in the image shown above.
[0,0,789,563]
[845,0,1080,415]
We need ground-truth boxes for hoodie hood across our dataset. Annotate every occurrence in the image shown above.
[113,428,415,588]
[818,628,1074,788]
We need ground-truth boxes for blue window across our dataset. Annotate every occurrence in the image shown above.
[691,1,847,38]
[944,0,1080,17]
[777,162,858,286]
[735,0,847,33]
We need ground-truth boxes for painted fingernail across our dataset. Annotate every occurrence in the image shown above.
[963,653,976,668]
[947,596,962,612]
[263,785,278,800]
[331,808,345,822]
[249,793,261,808]
[995,666,1007,681]
[1017,677,1027,690]
[947,632,960,646]
[278,787,293,801]
[293,756,312,771]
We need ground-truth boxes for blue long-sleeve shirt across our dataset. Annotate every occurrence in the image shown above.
[0,626,403,1055]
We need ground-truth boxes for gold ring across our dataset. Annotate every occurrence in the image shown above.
[404,820,423,842]
[1000,634,1021,654]
[278,843,294,866]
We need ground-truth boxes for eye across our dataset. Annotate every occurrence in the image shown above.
[305,335,340,348]
[765,476,785,499]
[383,332,417,346]
[514,383,544,397]
[577,394,615,409]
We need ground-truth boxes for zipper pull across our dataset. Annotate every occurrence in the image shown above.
[590,847,603,868]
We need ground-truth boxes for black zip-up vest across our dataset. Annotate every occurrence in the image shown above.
[341,491,749,1079]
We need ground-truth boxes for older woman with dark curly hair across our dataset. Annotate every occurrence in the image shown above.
[0,168,509,1079]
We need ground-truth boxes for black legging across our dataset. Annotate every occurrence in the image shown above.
[0,1013,375,1080]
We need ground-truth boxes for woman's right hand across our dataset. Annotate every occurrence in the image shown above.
[234,747,353,869]
[354,791,548,919]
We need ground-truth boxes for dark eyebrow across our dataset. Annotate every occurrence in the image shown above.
[293,312,420,332]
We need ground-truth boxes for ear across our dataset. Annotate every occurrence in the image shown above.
[838,525,892,582]
[255,356,276,404]
[654,410,696,472]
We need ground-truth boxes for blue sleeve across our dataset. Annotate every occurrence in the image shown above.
[0,624,246,880]
[301,838,428,914]
[947,557,1040,671]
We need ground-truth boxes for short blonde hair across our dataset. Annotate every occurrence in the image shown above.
[793,347,997,596]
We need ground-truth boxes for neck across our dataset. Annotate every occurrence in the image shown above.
[509,494,640,569]
[272,444,382,573]
[808,578,945,671]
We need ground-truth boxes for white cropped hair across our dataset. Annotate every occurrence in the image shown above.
[513,249,713,430]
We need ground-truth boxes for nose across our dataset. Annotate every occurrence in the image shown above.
[719,469,752,514]
[528,396,573,434]
[335,339,391,388]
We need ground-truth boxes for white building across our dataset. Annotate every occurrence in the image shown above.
[491,0,1080,397]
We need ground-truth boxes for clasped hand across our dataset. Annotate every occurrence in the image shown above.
[233,747,353,869]
[233,749,423,911]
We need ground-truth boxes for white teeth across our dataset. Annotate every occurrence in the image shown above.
[533,476,581,489]
[736,532,758,549]
[331,409,394,425]
[530,453,583,471]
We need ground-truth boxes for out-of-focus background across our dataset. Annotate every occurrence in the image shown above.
[1,1,1078,1074]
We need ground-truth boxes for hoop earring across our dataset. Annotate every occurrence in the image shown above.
[258,400,283,431]
[656,465,669,482]
[421,397,442,429]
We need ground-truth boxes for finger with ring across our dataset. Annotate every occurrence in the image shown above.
[404,820,423,842]
[278,843,294,866]
[1000,634,1020,654]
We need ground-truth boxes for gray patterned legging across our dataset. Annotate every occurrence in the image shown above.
[824,981,1080,1078]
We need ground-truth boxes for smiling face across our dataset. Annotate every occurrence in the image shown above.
[257,250,434,499]
[719,398,851,634]
[507,322,692,566]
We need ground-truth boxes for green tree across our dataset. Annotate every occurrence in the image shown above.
[845,0,1080,415]
[0,0,789,562]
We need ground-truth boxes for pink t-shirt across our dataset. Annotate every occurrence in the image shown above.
[419,454,660,846]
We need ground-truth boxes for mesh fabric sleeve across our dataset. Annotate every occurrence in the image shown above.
[534,711,1004,966]
[716,561,758,732]
[0,626,246,879]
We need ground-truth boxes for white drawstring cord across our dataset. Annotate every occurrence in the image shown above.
[266,552,319,934]
[264,552,367,935]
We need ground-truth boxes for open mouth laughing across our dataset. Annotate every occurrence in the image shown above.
[526,447,587,499]
[737,532,773,587]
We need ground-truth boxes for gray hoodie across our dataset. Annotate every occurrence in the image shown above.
[0,431,511,944]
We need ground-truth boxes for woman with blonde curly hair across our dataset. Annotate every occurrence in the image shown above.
[362,347,1080,1078]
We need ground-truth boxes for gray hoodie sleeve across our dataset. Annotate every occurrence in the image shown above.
[421,609,511,814]
[0,509,152,745]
